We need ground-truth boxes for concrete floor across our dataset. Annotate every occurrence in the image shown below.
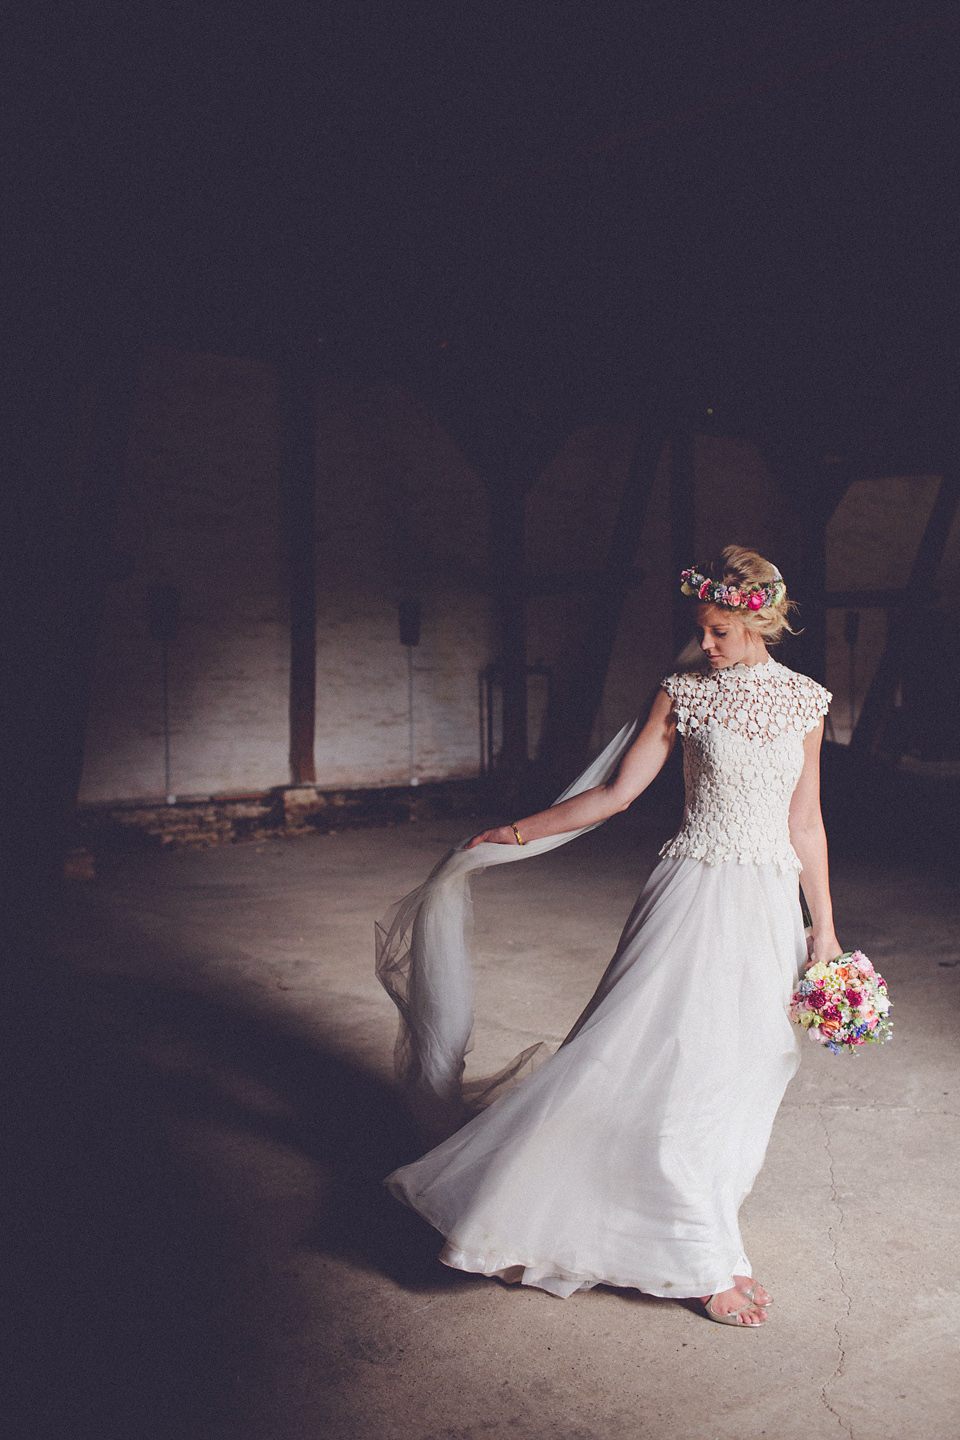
[19,809,960,1439]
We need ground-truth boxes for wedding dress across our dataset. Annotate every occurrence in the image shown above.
[381,657,831,1300]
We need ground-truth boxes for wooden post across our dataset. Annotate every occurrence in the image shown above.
[790,459,854,685]
[536,424,666,783]
[489,480,528,787]
[669,425,696,656]
[277,346,319,786]
[795,499,830,685]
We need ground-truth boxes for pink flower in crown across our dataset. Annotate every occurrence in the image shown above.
[726,588,743,606]
[747,591,764,610]
[698,580,712,600]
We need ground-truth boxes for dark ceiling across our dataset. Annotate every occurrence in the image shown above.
[10,0,960,473]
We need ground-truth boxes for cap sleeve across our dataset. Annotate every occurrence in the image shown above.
[660,671,694,736]
[801,676,832,732]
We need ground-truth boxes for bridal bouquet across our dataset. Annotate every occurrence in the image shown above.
[790,951,892,1053]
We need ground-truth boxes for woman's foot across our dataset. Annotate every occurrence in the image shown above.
[700,1284,769,1326]
[734,1273,772,1307]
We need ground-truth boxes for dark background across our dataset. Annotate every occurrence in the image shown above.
[5,0,959,921]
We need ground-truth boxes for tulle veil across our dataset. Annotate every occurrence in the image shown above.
[375,716,647,1139]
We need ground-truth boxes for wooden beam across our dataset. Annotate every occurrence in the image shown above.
[791,465,855,683]
[277,347,319,786]
[851,465,960,753]
[796,504,828,684]
[536,425,666,783]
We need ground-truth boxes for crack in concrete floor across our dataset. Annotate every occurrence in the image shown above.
[783,1101,959,1118]
[819,1105,855,1439]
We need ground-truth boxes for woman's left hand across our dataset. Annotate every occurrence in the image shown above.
[808,931,844,968]
[465,826,519,850]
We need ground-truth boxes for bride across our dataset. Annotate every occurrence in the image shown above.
[380,546,836,1327]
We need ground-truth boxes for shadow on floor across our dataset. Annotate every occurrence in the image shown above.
[3,953,448,1440]
[8,747,954,1437]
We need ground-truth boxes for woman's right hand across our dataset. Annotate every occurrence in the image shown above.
[465,826,519,849]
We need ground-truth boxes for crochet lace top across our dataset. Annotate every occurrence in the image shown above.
[659,657,831,873]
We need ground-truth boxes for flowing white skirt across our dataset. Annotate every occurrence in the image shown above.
[385,854,805,1299]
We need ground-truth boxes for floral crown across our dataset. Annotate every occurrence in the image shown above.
[680,566,786,612]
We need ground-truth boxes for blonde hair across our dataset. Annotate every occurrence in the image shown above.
[696,545,799,644]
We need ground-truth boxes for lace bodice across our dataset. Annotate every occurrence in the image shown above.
[659,658,831,873]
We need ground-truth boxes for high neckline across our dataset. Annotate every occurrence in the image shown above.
[715,656,775,677]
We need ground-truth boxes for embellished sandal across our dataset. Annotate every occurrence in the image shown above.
[737,1280,773,1307]
[704,1291,769,1326]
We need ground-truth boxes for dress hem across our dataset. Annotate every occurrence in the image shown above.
[438,1240,746,1302]
[386,1177,746,1301]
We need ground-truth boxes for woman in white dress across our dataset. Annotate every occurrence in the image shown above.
[381,547,837,1327]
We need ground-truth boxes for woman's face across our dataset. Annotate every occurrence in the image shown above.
[694,604,765,668]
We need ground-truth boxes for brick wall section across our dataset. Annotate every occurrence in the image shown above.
[78,347,956,813]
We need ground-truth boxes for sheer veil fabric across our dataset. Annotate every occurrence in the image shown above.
[375,718,642,1138]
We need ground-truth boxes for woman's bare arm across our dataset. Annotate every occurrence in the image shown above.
[466,689,678,848]
[788,719,841,965]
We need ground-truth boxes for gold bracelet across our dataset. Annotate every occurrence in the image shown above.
[510,824,525,846]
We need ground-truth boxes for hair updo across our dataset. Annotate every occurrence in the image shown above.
[693,545,799,644]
